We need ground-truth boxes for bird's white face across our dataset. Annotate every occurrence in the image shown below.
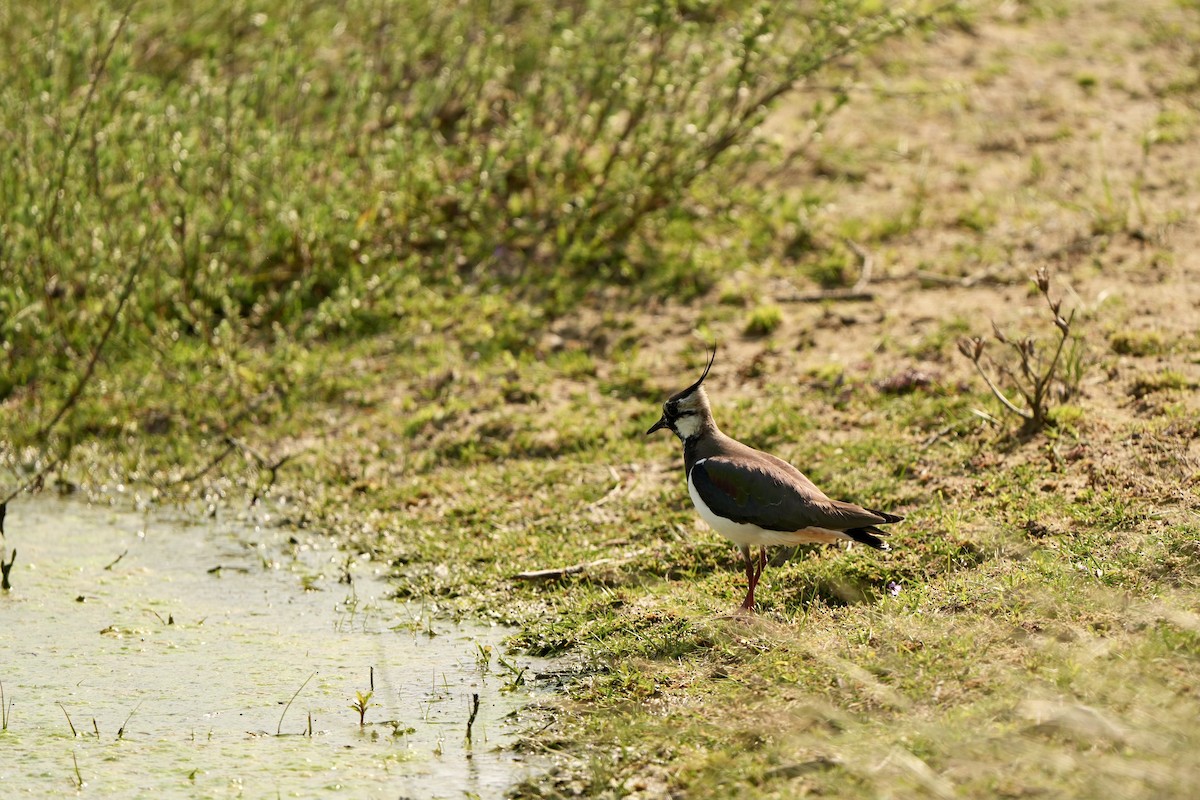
[650,386,709,441]
[671,411,702,440]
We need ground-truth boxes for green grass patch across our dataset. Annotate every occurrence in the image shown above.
[744,304,785,337]
[1110,329,1169,356]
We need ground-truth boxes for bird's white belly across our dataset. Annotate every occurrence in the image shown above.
[686,471,846,547]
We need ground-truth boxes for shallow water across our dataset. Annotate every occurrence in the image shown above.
[0,498,551,798]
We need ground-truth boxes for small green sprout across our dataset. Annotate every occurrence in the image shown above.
[350,690,374,727]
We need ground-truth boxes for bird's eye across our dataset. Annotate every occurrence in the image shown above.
[666,401,678,416]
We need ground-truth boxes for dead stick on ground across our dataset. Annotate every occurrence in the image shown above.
[780,239,876,303]
[845,238,873,290]
[585,466,625,511]
[513,548,649,581]
[513,561,605,581]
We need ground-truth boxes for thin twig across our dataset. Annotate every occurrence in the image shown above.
[781,288,876,304]
[167,440,237,486]
[159,386,302,490]
[781,239,876,303]
[103,549,128,571]
[116,699,142,740]
[58,702,78,737]
[41,4,133,245]
[513,561,605,581]
[228,436,296,478]
[1035,309,1076,409]
[227,436,300,504]
[919,425,961,448]
[845,239,873,291]
[277,672,316,735]
[966,358,1033,420]
[958,268,1077,433]
[0,227,139,502]
[585,466,624,511]
[34,236,149,441]
[1,452,66,507]
[513,548,649,581]
[465,693,480,744]
[970,408,1003,427]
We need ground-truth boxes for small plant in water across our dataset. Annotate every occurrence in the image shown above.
[497,656,528,694]
[389,720,416,737]
[58,703,78,737]
[116,700,142,740]
[276,671,316,735]
[474,643,493,673]
[350,690,373,727]
[958,267,1083,435]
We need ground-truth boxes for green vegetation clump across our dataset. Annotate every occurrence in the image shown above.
[0,0,930,457]
[718,281,754,306]
[1130,368,1194,398]
[804,249,854,288]
[744,304,785,337]
[1110,329,1167,356]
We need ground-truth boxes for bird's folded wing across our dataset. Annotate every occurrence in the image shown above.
[691,457,886,533]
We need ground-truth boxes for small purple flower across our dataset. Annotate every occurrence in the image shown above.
[887,581,901,597]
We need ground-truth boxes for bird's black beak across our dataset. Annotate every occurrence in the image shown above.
[646,415,670,436]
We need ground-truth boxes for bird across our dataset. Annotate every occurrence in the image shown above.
[646,349,901,611]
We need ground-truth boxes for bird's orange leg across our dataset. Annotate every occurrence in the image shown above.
[739,546,757,610]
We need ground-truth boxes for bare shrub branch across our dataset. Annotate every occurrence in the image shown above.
[958,268,1081,435]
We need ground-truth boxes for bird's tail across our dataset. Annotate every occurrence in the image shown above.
[868,508,904,525]
[844,525,891,551]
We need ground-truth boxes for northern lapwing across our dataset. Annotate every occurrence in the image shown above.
[647,350,901,611]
